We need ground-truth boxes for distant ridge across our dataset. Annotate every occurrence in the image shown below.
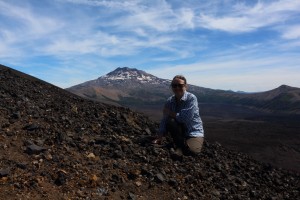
[68,67,300,116]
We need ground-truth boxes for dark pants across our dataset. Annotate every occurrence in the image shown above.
[166,118,203,154]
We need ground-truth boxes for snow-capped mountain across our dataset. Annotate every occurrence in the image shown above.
[102,67,166,83]
[67,67,173,107]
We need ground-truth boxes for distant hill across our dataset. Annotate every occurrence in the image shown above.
[67,67,300,120]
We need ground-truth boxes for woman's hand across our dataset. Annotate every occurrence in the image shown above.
[163,107,176,118]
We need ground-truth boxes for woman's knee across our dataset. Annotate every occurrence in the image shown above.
[186,137,204,154]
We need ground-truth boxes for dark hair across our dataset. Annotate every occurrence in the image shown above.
[172,75,187,84]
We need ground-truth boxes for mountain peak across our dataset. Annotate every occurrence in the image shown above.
[278,84,292,90]
[272,84,294,93]
[102,67,160,83]
[108,67,146,75]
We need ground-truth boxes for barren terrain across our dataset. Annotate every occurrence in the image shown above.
[1,65,299,199]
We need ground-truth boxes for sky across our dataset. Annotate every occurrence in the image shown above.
[1,0,300,92]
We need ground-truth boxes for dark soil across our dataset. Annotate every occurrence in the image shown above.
[0,65,299,199]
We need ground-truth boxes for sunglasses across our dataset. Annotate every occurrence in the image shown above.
[171,83,185,88]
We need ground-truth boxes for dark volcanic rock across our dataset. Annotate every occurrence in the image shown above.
[25,144,47,155]
[155,173,165,183]
[54,171,67,186]
[0,169,10,177]
[23,123,40,131]
[0,64,299,199]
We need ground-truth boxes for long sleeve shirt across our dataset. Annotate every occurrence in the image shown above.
[159,91,204,137]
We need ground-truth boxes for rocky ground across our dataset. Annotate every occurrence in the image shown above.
[0,65,299,199]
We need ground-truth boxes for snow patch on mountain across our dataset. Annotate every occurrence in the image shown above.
[100,67,169,84]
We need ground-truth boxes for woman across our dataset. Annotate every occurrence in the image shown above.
[153,75,204,156]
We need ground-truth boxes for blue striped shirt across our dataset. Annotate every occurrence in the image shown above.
[159,91,204,137]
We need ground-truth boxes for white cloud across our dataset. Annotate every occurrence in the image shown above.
[175,8,195,29]
[0,0,196,60]
[0,30,17,44]
[62,0,138,9]
[199,15,256,33]
[265,0,300,13]
[133,28,148,37]
[39,20,190,58]
[43,38,98,55]
[0,1,64,60]
[62,0,300,38]
[198,0,300,33]
[64,0,196,32]
[0,30,24,59]
[282,25,300,39]
[0,1,63,38]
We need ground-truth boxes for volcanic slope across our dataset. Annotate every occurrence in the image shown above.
[0,64,299,199]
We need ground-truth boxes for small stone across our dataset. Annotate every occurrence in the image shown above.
[128,192,136,200]
[135,181,142,187]
[0,169,10,177]
[241,181,248,187]
[16,163,27,169]
[0,135,6,141]
[55,171,67,186]
[14,183,21,189]
[33,160,39,166]
[168,179,178,187]
[250,190,257,198]
[94,136,108,144]
[1,177,8,182]
[184,175,194,183]
[128,170,140,180]
[44,153,53,160]
[12,112,21,119]
[155,173,165,183]
[76,190,85,198]
[35,139,45,146]
[23,140,34,146]
[119,135,131,143]
[91,174,98,181]
[111,174,125,183]
[212,189,221,196]
[26,144,47,155]
[144,128,152,135]
[96,187,108,196]
[90,174,98,187]
[87,152,96,159]
[24,123,39,131]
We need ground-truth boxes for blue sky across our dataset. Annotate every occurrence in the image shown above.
[1,0,300,92]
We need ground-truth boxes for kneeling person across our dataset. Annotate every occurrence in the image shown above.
[153,75,204,155]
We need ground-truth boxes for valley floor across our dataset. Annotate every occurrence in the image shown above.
[131,104,300,173]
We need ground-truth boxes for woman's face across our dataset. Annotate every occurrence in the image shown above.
[171,78,186,97]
